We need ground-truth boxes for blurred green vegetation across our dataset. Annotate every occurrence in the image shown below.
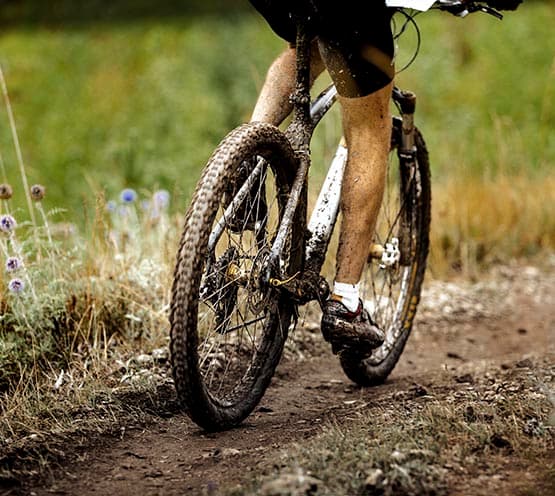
[396,1,555,179]
[0,1,279,218]
[0,0,553,229]
[0,0,250,25]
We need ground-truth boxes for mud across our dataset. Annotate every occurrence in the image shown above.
[7,262,555,496]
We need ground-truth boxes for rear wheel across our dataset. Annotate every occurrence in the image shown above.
[170,122,303,430]
[340,118,431,386]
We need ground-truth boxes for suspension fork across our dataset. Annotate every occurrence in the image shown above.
[393,88,419,266]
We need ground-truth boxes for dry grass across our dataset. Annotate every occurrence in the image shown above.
[234,358,555,496]
[430,174,555,278]
[0,187,178,456]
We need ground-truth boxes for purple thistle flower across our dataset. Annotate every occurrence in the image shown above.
[0,214,17,234]
[8,278,25,294]
[5,257,22,273]
[120,188,137,204]
[153,190,170,209]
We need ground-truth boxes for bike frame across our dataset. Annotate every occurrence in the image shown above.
[263,22,420,303]
[206,23,420,304]
[210,0,500,303]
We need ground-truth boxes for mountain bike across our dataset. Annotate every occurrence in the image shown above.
[170,1,515,431]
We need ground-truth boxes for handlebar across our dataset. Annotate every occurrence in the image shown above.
[433,0,521,20]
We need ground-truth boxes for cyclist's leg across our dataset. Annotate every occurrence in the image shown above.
[317,4,394,355]
[251,41,325,125]
[335,83,393,285]
[319,84,392,356]
[315,4,394,288]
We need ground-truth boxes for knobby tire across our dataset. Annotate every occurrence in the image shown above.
[170,122,302,431]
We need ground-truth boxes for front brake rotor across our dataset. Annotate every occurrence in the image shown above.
[201,247,239,334]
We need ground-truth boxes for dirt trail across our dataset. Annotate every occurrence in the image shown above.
[21,264,555,495]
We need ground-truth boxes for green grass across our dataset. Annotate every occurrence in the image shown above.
[0,1,282,218]
[395,4,555,178]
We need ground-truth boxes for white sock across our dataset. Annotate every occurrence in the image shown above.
[332,282,360,313]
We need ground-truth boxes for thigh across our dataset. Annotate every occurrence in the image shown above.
[316,3,395,97]
[249,1,396,97]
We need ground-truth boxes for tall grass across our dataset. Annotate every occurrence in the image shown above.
[0,198,176,452]
[0,82,176,443]
[430,174,555,277]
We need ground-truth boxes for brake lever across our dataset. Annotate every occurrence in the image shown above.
[475,4,503,20]
[436,1,503,20]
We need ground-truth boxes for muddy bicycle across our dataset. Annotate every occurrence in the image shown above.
[170,1,514,431]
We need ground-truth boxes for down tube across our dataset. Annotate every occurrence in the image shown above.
[305,138,347,267]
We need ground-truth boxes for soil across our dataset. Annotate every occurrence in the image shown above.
[5,263,555,496]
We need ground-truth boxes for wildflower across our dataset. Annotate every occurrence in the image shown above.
[106,200,117,213]
[5,257,22,273]
[153,189,170,209]
[117,205,129,218]
[0,183,13,200]
[140,199,151,212]
[30,184,46,201]
[120,188,137,204]
[0,214,17,233]
[8,278,25,294]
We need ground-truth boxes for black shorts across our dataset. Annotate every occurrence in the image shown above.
[249,0,395,97]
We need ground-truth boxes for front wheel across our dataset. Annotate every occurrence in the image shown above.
[170,122,303,431]
[340,118,431,386]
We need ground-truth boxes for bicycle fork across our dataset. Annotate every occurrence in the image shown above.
[394,88,420,266]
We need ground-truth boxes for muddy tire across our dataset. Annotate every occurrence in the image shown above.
[170,122,302,431]
[340,119,431,386]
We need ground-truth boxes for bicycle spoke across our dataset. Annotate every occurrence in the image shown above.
[189,160,290,399]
